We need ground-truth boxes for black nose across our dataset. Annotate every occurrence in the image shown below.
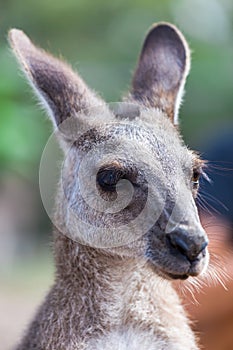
[166,230,208,262]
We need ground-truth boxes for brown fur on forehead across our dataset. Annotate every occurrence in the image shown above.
[73,127,111,152]
[98,160,123,170]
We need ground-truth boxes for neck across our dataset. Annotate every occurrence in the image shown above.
[53,230,192,340]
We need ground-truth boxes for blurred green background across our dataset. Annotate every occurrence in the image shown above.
[0,0,233,349]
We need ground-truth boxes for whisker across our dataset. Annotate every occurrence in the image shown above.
[203,222,232,231]
[181,246,231,302]
[179,280,201,305]
[206,161,233,171]
[196,197,210,213]
[201,171,212,183]
[199,191,229,212]
[197,194,221,216]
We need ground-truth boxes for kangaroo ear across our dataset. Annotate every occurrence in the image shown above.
[130,23,190,125]
[8,29,104,128]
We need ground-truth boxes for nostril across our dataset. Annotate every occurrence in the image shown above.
[166,232,208,262]
[167,234,189,256]
[201,240,208,252]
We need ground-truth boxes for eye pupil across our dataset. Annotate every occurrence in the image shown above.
[97,169,121,192]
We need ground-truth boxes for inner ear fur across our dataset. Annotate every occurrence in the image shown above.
[130,22,191,125]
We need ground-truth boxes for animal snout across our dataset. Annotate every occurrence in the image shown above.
[166,229,208,262]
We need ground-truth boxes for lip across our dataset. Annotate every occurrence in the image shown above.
[148,260,191,280]
[146,236,208,281]
[188,262,202,277]
[160,258,204,280]
[148,258,204,281]
[166,272,189,280]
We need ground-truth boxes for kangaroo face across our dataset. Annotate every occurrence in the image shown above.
[9,23,209,280]
[59,108,208,280]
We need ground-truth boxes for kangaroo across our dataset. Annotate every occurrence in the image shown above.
[9,22,209,350]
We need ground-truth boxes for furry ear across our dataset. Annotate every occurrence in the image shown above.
[130,23,190,125]
[8,29,104,128]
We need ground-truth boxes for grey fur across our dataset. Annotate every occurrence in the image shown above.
[9,23,208,350]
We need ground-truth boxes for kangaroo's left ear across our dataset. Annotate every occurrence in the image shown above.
[130,22,191,125]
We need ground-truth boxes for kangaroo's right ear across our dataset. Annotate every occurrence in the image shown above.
[8,29,105,130]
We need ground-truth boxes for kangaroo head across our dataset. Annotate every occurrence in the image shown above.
[9,23,209,280]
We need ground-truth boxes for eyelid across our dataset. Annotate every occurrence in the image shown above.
[98,168,122,180]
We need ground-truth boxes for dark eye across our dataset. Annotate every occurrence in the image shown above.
[192,169,200,189]
[97,169,123,192]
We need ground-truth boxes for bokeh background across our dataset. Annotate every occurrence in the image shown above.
[0,0,233,349]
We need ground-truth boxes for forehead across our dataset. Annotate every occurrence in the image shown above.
[72,110,193,174]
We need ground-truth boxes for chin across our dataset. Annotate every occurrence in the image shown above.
[147,252,209,281]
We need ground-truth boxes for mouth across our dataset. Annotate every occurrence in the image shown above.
[166,272,189,280]
[146,227,209,281]
[164,263,202,280]
[147,259,190,280]
[147,252,208,281]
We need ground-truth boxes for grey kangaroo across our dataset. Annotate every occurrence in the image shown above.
[9,22,209,350]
